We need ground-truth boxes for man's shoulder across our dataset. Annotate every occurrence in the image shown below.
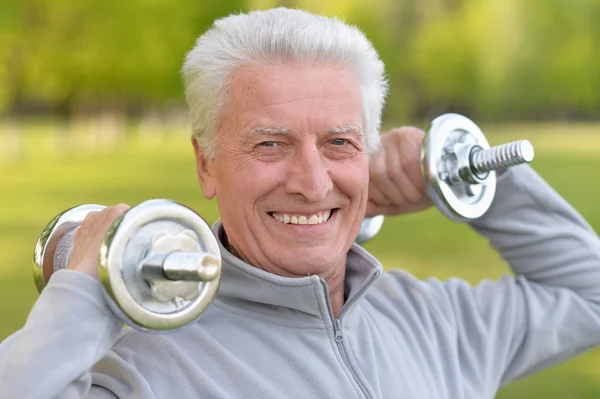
[366,268,517,321]
[365,269,483,322]
[102,303,225,366]
[370,268,449,297]
[372,268,507,295]
[107,324,195,361]
[91,318,222,398]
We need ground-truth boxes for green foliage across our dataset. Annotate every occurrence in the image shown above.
[0,0,246,111]
[1,0,599,121]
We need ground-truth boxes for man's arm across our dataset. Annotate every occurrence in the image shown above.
[443,164,600,389]
[0,270,124,399]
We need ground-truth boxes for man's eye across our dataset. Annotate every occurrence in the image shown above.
[260,141,278,147]
[331,139,347,146]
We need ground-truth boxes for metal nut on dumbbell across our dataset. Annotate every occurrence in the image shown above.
[356,113,535,243]
[32,199,221,333]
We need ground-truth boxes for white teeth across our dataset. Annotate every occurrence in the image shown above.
[271,210,333,225]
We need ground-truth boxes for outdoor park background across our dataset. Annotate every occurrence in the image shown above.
[0,0,599,397]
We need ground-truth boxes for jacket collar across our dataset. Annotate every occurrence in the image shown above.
[212,220,383,322]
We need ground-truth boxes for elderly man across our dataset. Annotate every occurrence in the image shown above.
[1,7,600,399]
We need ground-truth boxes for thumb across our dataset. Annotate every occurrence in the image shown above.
[365,200,399,217]
[366,199,434,218]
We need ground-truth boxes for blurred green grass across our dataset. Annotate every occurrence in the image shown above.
[1,122,600,397]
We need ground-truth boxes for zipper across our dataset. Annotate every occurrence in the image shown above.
[333,318,372,399]
[321,270,380,399]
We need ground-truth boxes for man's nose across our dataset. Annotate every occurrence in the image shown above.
[285,147,333,202]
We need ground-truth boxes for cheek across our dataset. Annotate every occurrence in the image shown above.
[218,159,286,204]
[331,158,370,200]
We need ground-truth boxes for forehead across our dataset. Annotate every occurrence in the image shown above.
[225,62,363,129]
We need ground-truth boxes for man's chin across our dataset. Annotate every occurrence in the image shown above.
[270,237,337,253]
[267,245,347,274]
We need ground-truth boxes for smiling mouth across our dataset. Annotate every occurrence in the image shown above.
[268,209,337,225]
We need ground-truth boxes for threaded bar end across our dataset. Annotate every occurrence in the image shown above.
[471,140,534,175]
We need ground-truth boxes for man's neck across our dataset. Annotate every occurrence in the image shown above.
[328,278,346,319]
[223,234,348,318]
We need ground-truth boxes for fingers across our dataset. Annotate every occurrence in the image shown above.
[396,127,428,195]
[368,146,405,206]
[98,203,131,230]
[366,198,432,218]
[367,126,433,217]
[366,199,410,217]
[74,204,130,251]
[68,203,131,278]
[369,128,423,206]
[368,181,389,208]
[365,200,384,218]
[385,131,422,203]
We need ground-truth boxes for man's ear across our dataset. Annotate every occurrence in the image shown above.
[191,136,217,200]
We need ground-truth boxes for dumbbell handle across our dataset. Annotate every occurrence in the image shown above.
[142,252,220,282]
[51,224,218,283]
[50,225,80,274]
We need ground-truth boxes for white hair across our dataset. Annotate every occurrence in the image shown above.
[181,7,388,160]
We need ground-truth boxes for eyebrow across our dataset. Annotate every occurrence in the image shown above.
[249,125,362,136]
[328,125,362,136]
[249,126,291,135]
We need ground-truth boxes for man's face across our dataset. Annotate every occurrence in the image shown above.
[193,62,369,277]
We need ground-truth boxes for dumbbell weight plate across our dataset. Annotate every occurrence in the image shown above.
[33,204,106,293]
[99,199,221,332]
[356,214,384,244]
[421,113,497,222]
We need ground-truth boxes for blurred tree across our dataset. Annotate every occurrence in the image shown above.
[519,0,600,120]
[0,0,598,123]
[0,0,246,117]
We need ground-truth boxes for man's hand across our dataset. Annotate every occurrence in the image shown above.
[366,127,433,217]
[67,204,131,279]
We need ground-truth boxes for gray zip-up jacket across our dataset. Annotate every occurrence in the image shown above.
[1,164,600,399]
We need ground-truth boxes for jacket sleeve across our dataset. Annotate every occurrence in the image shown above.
[440,164,600,389]
[0,270,125,399]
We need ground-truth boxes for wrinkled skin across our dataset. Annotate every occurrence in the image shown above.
[64,63,432,319]
[193,62,431,316]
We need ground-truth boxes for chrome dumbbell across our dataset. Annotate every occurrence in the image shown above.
[33,199,221,333]
[355,113,535,244]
